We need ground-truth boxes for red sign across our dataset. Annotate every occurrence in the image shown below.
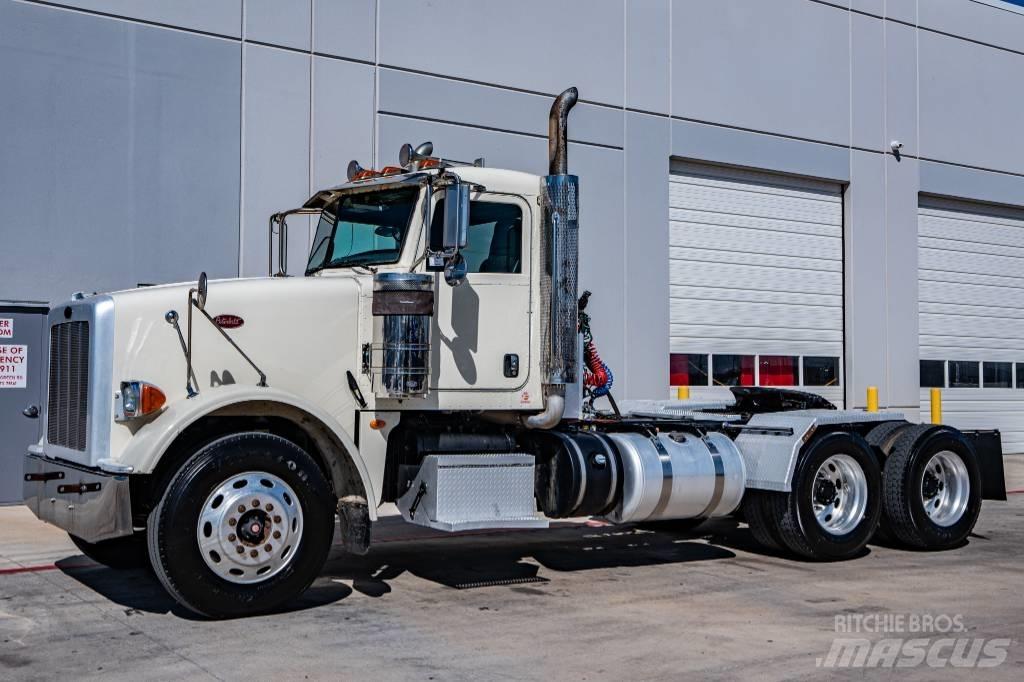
[213,314,244,329]
[0,344,27,388]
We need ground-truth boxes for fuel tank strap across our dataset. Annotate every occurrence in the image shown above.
[697,437,726,518]
[649,435,674,518]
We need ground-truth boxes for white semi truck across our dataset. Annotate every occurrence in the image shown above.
[23,88,1006,618]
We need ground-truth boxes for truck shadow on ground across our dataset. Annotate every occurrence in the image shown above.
[53,557,355,619]
[56,517,748,619]
[322,520,738,596]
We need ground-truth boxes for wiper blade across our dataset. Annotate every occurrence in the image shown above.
[324,253,394,268]
[325,257,375,268]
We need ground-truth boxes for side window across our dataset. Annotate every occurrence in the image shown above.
[430,199,523,273]
[920,360,945,388]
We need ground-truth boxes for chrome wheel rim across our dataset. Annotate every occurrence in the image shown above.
[921,451,970,527]
[196,471,303,585]
[811,454,868,536]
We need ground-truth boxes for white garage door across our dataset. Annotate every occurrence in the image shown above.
[919,196,1024,454]
[668,160,845,407]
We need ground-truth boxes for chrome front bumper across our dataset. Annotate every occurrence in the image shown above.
[23,453,133,543]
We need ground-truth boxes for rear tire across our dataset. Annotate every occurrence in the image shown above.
[865,420,912,456]
[147,432,336,618]
[881,424,981,550]
[69,532,150,570]
[765,432,882,561]
[864,420,912,544]
[741,491,783,552]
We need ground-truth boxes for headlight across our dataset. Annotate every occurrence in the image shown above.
[116,381,166,421]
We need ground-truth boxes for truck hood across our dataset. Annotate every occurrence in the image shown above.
[45,275,368,468]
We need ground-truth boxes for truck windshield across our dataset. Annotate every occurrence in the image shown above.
[306,185,419,274]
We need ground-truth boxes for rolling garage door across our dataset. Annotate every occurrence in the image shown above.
[669,160,845,407]
[919,196,1024,454]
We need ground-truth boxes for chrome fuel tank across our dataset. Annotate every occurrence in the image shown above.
[604,431,746,524]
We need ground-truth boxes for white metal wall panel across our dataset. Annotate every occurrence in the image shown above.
[669,161,844,406]
[919,196,1024,453]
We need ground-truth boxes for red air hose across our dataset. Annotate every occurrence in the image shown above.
[578,289,614,398]
[583,339,613,396]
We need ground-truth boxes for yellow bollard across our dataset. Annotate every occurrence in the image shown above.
[866,386,879,413]
[676,386,690,400]
[930,388,942,424]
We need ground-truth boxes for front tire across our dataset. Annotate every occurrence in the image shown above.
[147,432,335,618]
[765,432,882,560]
[881,425,981,550]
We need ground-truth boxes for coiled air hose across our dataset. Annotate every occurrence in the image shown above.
[578,291,614,398]
[584,339,613,396]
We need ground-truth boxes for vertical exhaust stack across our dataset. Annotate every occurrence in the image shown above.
[529,87,580,429]
[548,87,578,176]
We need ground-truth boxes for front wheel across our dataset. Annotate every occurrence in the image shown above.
[147,432,336,618]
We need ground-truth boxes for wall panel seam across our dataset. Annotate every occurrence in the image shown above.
[15,0,240,41]
[376,111,624,151]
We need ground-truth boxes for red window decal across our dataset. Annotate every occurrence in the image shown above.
[760,355,799,386]
[712,355,755,387]
[670,353,708,386]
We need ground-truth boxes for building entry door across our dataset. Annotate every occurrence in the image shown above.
[0,303,47,504]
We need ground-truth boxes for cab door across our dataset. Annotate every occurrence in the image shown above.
[430,192,532,391]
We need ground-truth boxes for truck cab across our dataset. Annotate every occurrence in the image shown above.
[300,165,543,402]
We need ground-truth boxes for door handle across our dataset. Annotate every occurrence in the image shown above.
[23,404,39,419]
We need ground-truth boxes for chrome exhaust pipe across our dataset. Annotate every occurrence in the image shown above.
[528,87,581,429]
[480,393,565,430]
[524,393,565,430]
[541,87,580,389]
[548,87,578,175]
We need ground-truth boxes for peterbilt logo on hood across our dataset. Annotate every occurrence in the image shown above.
[212,314,244,329]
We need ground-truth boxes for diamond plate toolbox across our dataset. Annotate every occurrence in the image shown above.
[397,453,549,532]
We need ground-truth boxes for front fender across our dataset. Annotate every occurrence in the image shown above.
[109,384,378,516]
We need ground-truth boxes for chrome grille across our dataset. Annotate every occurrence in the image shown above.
[47,321,90,451]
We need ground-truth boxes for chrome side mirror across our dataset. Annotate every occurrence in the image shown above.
[195,272,208,311]
[443,253,467,287]
[443,183,469,252]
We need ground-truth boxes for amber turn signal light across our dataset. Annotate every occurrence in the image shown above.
[117,381,166,421]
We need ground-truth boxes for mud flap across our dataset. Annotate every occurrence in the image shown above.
[962,430,1007,501]
[337,495,372,555]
